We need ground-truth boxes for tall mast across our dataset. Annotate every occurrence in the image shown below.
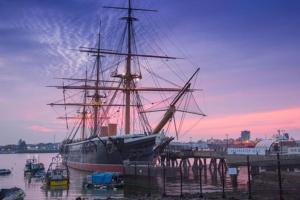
[93,30,101,136]
[81,69,88,139]
[125,0,133,135]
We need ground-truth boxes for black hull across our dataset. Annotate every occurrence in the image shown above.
[61,134,157,173]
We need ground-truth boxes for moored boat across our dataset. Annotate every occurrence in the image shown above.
[0,187,25,200]
[44,155,69,187]
[0,169,11,176]
[24,158,45,176]
[83,172,124,189]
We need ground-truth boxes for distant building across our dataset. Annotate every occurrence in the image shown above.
[227,147,266,155]
[168,141,208,151]
[255,137,296,154]
[207,138,226,151]
[274,132,289,141]
[295,140,300,147]
[241,130,251,141]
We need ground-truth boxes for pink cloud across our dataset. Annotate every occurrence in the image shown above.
[27,125,54,133]
[178,106,300,140]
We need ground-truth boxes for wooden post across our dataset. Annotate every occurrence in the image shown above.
[199,163,203,198]
[148,162,151,197]
[171,159,175,167]
[247,155,252,199]
[218,158,222,171]
[183,158,187,169]
[221,158,226,199]
[180,164,183,197]
[187,158,191,167]
[199,158,203,169]
[214,158,218,170]
[193,158,198,168]
[277,153,283,200]
[166,157,170,167]
[162,164,166,197]
[134,161,137,180]
[209,158,212,169]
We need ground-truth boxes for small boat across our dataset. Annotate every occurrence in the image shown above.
[0,169,11,176]
[0,187,25,200]
[24,158,36,174]
[83,172,124,189]
[24,158,45,176]
[44,155,69,187]
[33,170,46,178]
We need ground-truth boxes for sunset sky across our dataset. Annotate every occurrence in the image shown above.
[0,0,300,145]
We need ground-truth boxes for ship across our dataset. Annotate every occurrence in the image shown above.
[48,0,205,173]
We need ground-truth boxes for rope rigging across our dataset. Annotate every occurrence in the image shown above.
[49,0,205,141]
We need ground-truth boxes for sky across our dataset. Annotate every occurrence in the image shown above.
[0,0,300,144]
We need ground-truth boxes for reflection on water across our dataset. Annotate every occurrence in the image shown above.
[0,154,249,199]
[160,166,248,196]
[124,163,249,197]
[0,153,123,199]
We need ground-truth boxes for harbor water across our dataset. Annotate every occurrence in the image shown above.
[0,153,122,199]
[0,153,249,199]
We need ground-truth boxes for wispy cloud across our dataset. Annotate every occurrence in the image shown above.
[27,125,54,133]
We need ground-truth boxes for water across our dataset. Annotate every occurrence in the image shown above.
[0,154,249,199]
[164,166,249,195]
[124,163,249,197]
[0,153,123,199]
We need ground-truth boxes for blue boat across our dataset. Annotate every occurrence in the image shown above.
[83,172,123,189]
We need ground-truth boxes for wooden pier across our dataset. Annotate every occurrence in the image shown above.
[159,149,300,168]
[159,150,226,171]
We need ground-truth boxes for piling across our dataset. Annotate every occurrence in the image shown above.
[277,153,283,200]
[247,155,252,199]
[166,157,170,167]
[134,162,137,180]
[221,158,226,199]
[193,158,198,168]
[162,164,166,197]
[199,164,203,198]
[180,163,183,197]
[171,159,176,167]
[147,162,151,197]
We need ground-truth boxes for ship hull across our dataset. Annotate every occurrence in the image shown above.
[67,161,124,173]
[61,134,157,173]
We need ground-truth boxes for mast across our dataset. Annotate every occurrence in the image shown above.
[152,68,202,134]
[125,0,133,135]
[48,1,205,140]
[93,29,102,136]
[81,69,88,139]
